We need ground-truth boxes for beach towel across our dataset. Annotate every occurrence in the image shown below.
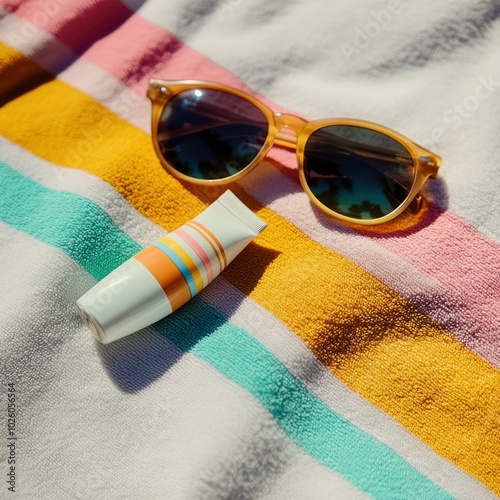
[0,0,499,498]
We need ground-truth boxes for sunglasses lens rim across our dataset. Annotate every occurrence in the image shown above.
[302,124,417,221]
[155,87,270,182]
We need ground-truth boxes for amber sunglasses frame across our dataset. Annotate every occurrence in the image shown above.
[147,79,441,225]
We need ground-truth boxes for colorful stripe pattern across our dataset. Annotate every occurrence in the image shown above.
[134,221,227,312]
[154,239,201,297]
[188,221,228,270]
[0,1,499,498]
[174,227,215,282]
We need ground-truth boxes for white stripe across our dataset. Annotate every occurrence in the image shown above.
[0,136,164,248]
[60,57,149,132]
[2,142,494,499]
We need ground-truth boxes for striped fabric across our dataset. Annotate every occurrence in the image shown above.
[0,1,499,498]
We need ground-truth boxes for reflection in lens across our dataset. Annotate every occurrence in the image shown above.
[303,125,415,220]
[157,89,269,179]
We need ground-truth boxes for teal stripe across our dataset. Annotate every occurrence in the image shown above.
[0,161,141,280]
[153,241,196,297]
[0,159,453,499]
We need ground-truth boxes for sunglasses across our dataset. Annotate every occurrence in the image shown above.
[147,79,441,225]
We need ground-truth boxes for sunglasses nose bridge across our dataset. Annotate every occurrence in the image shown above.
[273,113,307,150]
[274,112,307,133]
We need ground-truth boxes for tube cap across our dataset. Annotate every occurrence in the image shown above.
[76,257,170,343]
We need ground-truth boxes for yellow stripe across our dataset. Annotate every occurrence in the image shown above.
[1,43,500,493]
[0,44,53,107]
[158,236,205,294]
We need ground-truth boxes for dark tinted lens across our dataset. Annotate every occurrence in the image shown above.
[157,89,269,180]
[304,126,415,220]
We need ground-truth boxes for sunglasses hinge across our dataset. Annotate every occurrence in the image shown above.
[147,80,171,100]
[407,194,423,214]
[418,156,441,178]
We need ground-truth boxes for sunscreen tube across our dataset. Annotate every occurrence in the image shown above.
[76,190,267,344]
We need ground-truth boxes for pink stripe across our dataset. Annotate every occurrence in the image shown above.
[81,10,286,117]
[175,227,215,283]
[2,7,500,363]
[1,0,134,53]
[362,205,500,320]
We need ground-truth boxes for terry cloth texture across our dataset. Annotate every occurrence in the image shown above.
[0,0,499,498]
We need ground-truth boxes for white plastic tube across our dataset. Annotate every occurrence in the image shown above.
[76,190,267,344]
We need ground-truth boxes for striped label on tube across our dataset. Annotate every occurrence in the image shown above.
[134,221,227,312]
